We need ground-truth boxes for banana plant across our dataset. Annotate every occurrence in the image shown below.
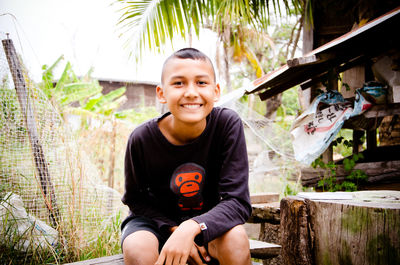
[40,57,128,121]
[40,57,136,188]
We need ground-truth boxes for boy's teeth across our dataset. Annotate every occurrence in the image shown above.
[183,104,200,109]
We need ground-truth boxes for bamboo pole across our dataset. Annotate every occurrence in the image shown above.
[108,118,116,189]
[2,38,61,228]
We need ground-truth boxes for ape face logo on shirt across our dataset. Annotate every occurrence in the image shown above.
[170,163,205,211]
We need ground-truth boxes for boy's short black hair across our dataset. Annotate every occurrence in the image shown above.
[161,48,216,83]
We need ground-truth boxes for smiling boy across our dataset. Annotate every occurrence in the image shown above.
[121,48,252,265]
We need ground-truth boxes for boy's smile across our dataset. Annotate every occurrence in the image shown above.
[156,57,220,144]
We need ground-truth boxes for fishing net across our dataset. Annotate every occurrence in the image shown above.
[219,95,302,195]
[0,39,127,252]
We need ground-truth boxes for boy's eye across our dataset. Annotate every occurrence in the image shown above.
[173,81,183,86]
[198,81,207,85]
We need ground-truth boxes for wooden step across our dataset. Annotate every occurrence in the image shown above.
[63,239,281,264]
[63,254,124,265]
[249,239,281,260]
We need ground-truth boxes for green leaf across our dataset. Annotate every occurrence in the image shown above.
[83,93,103,111]
[58,82,102,106]
[94,87,127,110]
[55,62,71,92]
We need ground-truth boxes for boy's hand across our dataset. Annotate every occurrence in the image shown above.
[188,244,210,265]
[155,220,210,265]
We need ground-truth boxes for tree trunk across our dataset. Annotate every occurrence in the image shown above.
[280,197,314,265]
[280,191,400,265]
[223,43,231,92]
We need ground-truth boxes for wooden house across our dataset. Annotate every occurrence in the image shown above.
[246,2,400,191]
[99,78,158,111]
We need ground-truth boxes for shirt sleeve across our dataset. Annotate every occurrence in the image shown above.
[191,111,252,244]
[121,131,178,229]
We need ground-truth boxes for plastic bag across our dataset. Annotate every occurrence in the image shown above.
[290,91,353,165]
[359,81,387,104]
[290,90,374,165]
[0,192,58,252]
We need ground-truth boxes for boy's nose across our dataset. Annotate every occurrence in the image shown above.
[184,83,198,97]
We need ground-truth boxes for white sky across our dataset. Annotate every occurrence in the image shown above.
[0,0,218,84]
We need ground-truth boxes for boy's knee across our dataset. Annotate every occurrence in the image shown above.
[208,225,251,265]
[210,224,250,255]
[222,225,249,243]
[122,231,159,265]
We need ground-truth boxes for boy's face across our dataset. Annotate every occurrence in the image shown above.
[157,58,220,126]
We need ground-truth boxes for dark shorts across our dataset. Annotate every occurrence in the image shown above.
[120,216,219,264]
[120,216,168,252]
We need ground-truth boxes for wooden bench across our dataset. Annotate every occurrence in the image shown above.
[247,192,282,264]
[64,193,282,265]
[63,239,280,264]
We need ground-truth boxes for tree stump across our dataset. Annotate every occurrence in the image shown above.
[280,191,400,265]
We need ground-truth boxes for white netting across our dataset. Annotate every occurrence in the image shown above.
[0,40,127,250]
[220,98,302,195]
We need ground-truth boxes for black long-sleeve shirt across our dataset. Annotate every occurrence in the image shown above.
[122,107,251,244]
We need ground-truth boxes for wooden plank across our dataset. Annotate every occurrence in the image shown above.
[249,239,281,260]
[250,192,279,204]
[247,202,280,224]
[63,254,124,265]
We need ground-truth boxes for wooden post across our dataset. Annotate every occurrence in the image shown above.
[2,38,60,228]
[366,129,377,150]
[353,130,364,154]
[280,197,315,265]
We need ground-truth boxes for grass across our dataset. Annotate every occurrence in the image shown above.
[0,86,128,264]
[0,192,124,265]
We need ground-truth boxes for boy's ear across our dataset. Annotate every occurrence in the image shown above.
[156,85,167,103]
[214,83,221,102]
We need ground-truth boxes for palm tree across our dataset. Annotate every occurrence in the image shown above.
[115,0,304,103]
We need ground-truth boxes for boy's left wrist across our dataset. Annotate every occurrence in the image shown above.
[181,219,201,236]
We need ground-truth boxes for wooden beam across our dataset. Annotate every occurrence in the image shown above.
[250,192,279,204]
[300,55,367,91]
[301,160,400,187]
[287,55,318,67]
[2,38,61,228]
[363,103,400,118]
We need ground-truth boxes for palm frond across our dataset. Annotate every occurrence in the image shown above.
[116,0,204,61]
